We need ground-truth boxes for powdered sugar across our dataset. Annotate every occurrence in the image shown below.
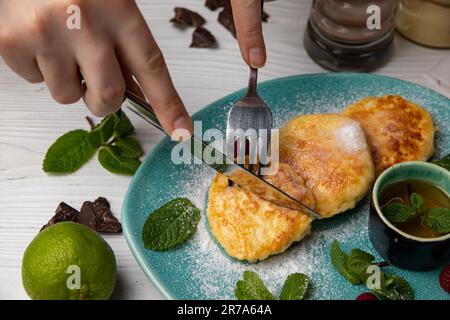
[334,122,367,153]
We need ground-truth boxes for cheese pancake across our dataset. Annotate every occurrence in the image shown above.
[207,164,313,262]
[342,95,435,176]
[279,114,375,218]
[225,162,316,212]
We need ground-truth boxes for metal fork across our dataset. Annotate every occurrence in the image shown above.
[226,67,273,175]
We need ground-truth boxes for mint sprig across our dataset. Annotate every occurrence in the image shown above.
[383,202,414,223]
[141,198,201,251]
[235,271,309,300]
[424,207,450,233]
[87,115,115,148]
[43,130,97,173]
[330,240,414,300]
[346,249,375,283]
[279,273,310,300]
[410,192,424,214]
[114,137,143,158]
[43,110,143,176]
[98,147,141,175]
[330,240,362,284]
[371,274,414,300]
[382,193,450,234]
[113,110,134,137]
[235,271,275,300]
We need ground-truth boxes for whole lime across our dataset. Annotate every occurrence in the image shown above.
[22,222,116,300]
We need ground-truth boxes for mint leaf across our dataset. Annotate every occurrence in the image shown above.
[348,249,375,263]
[235,271,275,300]
[43,130,97,173]
[87,115,115,148]
[432,154,450,171]
[383,202,414,223]
[346,249,375,282]
[114,136,143,158]
[410,193,424,214]
[98,146,141,175]
[279,273,309,300]
[424,207,450,233]
[113,110,134,137]
[371,275,414,300]
[141,198,200,251]
[330,240,361,285]
[329,241,414,300]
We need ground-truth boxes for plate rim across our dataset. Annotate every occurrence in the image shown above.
[121,72,450,300]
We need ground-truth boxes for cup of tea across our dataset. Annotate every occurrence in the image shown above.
[369,161,450,271]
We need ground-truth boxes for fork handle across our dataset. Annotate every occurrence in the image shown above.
[246,67,259,97]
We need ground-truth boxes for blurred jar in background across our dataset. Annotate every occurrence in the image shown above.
[304,0,399,72]
[396,0,450,48]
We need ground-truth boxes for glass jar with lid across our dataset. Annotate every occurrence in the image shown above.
[303,0,399,72]
[396,0,450,48]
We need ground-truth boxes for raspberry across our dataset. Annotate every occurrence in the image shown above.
[356,292,378,300]
[439,264,450,293]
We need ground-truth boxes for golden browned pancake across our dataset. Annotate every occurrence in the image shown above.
[342,95,435,175]
[279,114,375,218]
[225,162,316,212]
[207,164,313,262]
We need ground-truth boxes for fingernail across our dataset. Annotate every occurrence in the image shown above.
[249,47,265,68]
[172,116,193,141]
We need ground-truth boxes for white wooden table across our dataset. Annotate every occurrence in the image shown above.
[0,0,448,300]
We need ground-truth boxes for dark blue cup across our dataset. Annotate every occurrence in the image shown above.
[369,161,450,271]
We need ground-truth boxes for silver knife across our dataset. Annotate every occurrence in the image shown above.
[125,90,321,220]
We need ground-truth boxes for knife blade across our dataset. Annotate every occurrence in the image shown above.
[125,89,322,220]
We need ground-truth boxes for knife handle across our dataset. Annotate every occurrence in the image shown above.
[125,90,164,133]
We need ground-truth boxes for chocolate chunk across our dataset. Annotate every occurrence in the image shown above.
[215,1,270,37]
[218,6,236,38]
[78,201,98,230]
[79,200,122,233]
[205,0,225,11]
[170,7,205,28]
[191,27,217,48]
[92,199,122,233]
[94,196,110,209]
[40,202,79,231]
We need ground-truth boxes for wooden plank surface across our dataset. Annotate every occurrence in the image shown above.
[0,0,448,299]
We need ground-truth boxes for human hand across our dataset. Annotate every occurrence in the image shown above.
[230,0,267,68]
[0,0,192,135]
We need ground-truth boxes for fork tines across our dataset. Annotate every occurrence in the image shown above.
[226,68,273,177]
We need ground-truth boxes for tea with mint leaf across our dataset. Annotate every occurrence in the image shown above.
[380,180,450,238]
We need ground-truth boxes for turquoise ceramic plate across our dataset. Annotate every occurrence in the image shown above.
[122,73,450,300]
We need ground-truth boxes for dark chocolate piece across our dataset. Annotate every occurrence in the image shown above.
[205,0,225,11]
[191,27,217,48]
[92,198,122,233]
[40,197,121,233]
[40,202,79,231]
[94,196,110,209]
[79,200,122,233]
[170,7,205,28]
[214,1,270,37]
[78,201,98,230]
[218,6,236,38]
